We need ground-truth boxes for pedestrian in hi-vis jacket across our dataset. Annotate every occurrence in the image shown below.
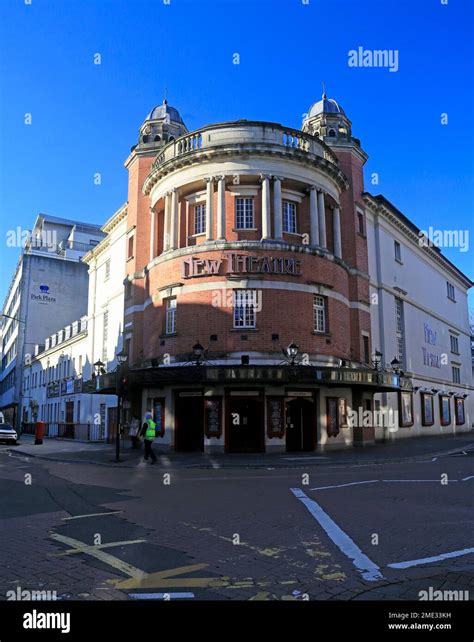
[140,412,157,464]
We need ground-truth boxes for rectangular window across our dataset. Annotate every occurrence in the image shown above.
[452,365,461,384]
[283,201,297,233]
[394,240,402,262]
[76,400,81,423]
[447,282,456,301]
[127,235,134,260]
[395,297,405,368]
[235,198,254,229]
[450,334,459,354]
[363,335,370,364]
[194,204,206,235]
[78,355,83,375]
[313,295,327,334]
[233,290,257,329]
[165,298,177,335]
[104,259,110,281]
[102,311,109,362]
[357,211,365,235]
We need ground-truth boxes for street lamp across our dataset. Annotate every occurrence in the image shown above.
[93,359,106,376]
[286,341,299,366]
[282,341,300,366]
[371,350,383,372]
[114,350,128,462]
[390,357,401,374]
[192,341,205,365]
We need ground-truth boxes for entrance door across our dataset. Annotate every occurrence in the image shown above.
[65,401,74,423]
[175,394,204,452]
[107,407,118,444]
[227,397,264,453]
[286,398,316,452]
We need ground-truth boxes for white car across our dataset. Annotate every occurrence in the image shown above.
[0,423,18,445]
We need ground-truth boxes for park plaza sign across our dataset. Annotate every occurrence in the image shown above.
[181,251,302,279]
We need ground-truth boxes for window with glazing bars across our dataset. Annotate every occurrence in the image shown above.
[283,201,297,233]
[166,298,177,334]
[235,198,254,229]
[233,290,257,328]
[194,204,206,235]
[313,295,326,333]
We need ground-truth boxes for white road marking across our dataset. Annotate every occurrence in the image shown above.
[128,592,194,599]
[388,547,474,569]
[209,459,220,469]
[310,480,379,491]
[290,488,384,582]
[62,511,124,521]
[309,478,462,490]
[462,475,474,481]
[382,479,459,483]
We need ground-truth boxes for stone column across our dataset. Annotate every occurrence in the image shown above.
[149,207,156,261]
[260,174,271,239]
[163,192,171,251]
[205,177,214,241]
[170,188,178,250]
[333,205,342,259]
[217,175,226,239]
[309,186,320,246]
[273,176,283,239]
[317,190,327,249]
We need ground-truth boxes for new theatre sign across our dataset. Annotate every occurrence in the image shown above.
[181,252,302,279]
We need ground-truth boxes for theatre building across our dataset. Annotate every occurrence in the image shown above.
[93,95,472,453]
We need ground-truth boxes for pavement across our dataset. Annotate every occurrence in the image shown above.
[1,439,474,605]
[10,430,474,468]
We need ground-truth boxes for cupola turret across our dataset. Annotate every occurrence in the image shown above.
[302,92,353,143]
[137,99,188,150]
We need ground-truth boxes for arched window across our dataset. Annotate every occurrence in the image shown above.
[328,129,336,137]
[142,135,149,143]
[154,135,161,142]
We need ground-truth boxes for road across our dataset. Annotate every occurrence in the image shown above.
[0,445,473,602]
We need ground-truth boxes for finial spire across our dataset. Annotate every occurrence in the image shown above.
[322,81,326,100]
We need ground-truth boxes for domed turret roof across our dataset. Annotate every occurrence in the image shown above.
[145,99,185,125]
[307,93,345,118]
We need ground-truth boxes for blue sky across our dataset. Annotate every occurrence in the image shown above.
[0,0,473,309]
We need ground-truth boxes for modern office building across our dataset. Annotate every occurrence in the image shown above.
[0,215,104,428]
[19,205,127,440]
